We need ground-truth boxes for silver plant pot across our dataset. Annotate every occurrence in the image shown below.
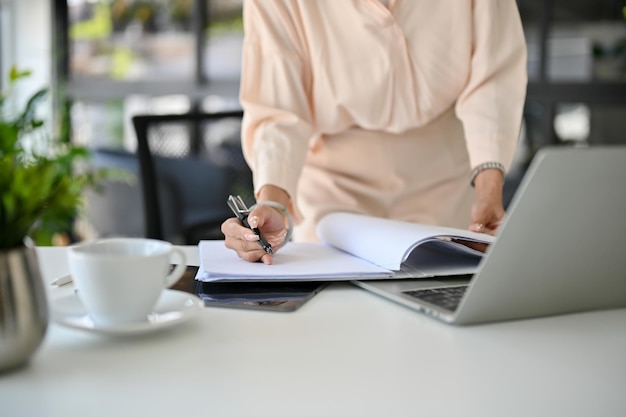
[0,240,48,372]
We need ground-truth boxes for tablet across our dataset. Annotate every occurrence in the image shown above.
[171,266,327,312]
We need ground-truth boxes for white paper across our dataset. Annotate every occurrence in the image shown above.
[197,212,494,283]
[197,241,392,282]
[317,212,494,270]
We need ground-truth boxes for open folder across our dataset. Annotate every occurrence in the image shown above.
[196,212,494,282]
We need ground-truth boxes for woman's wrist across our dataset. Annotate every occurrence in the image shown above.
[255,185,294,249]
[473,168,504,204]
[472,165,504,191]
[250,200,294,249]
[470,162,505,188]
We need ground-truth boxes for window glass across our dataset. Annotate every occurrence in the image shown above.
[521,0,626,81]
[203,0,243,81]
[71,95,191,150]
[71,99,127,147]
[69,0,195,81]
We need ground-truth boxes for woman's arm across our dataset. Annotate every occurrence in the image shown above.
[455,0,528,234]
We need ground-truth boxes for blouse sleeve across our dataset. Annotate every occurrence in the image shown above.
[239,0,313,211]
[454,0,528,172]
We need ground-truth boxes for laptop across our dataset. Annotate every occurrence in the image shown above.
[353,146,626,325]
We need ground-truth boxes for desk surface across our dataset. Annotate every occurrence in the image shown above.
[2,246,626,417]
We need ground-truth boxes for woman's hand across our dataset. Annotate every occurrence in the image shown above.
[468,168,505,236]
[221,204,289,264]
[222,185,292,264]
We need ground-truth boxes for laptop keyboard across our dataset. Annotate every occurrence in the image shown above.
[402,285,468,312]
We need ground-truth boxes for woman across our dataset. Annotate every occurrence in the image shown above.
[222,0,528,264]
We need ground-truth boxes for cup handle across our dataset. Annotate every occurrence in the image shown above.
[165,248,187,288]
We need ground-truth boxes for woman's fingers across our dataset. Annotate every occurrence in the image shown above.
[221,217,274,263]
[221,203,289,264]
[469,221,501,236]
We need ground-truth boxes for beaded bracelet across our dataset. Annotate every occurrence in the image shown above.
[470,161,505,187]
[249,201,294,250]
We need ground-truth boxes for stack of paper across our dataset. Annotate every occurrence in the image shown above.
[196,241,393,282]
[196,212,494,283]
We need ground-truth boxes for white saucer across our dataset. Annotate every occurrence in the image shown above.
[50,289,203,336]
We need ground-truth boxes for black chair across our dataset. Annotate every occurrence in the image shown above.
[132,110,253,244]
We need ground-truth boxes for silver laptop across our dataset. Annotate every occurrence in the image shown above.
[353,146,626,325]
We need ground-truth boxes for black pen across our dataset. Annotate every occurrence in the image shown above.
[227,195,273,255]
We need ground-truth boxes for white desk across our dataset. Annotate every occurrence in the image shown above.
[2,246,625,417]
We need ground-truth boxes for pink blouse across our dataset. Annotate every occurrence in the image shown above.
[240,0,528,203]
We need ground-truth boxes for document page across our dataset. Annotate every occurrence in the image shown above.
[196,241,393,282]
[197,212,494,283]
[318,212,494,270]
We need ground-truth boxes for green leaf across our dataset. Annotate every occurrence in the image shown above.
[9,67,32,83]
[16,87,47,132]
[0,68,111,248]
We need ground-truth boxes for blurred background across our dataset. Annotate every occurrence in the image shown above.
[1,0,625,241]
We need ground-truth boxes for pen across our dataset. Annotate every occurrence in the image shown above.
[50,275,73,287]
[227,195,273,255]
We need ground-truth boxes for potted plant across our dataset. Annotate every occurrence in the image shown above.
[0,67,104,372]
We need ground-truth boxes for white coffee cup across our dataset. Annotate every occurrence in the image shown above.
[67,238,187,326]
